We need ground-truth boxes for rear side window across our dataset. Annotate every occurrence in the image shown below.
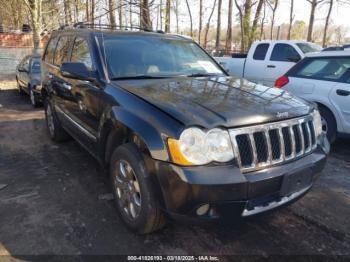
[253,44,269,60]
[271,44,300,62]
[44,37,59,64]
[292,57,350,82]
[70,38,93,69]
[54,36,71,66]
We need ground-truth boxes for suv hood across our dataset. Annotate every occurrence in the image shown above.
[114,76,314,128]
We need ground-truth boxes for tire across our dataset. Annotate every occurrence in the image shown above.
[29,87,40,108]
[44,99,70,142]
[17,78,25,95]
[110,143,166,234]
[319,105,337,143]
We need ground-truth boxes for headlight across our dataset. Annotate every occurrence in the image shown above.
[167,127,234,166]
[311,109,322,139]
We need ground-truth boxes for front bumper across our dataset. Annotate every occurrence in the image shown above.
[153,138,328,220]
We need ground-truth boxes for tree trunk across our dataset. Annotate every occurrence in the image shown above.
[225,0,233,52]
[287,0,294,40]
[268,0,279,40]
[185,0,193,37]
[322,0,333,47]
[140,0,152,30]
[260,1,266,40]
[86,0,90,22]
[249,0,264,48]
[215,0,222,50]
[64,0,73,25]
[198,0,203,44]
[165,0,171,33]
[90,0,95,25]
[108,0,117,27]
[307,0,316,41]
[234,0,245,52]
[26,0,42,50]
[204,0,217,49]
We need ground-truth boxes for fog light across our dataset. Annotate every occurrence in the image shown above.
[196,204,210,216]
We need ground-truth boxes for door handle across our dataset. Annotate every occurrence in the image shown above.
[336,89,350,96]
[61,83,72,91]
[267,65,276,68]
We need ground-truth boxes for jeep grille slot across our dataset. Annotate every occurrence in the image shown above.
[230,115,317,173]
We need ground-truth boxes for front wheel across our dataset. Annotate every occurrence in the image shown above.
[30,87,40,108]
[319,106,337,143]
[110,143,166,234]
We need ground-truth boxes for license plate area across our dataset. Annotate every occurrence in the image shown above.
[280,168,313,197]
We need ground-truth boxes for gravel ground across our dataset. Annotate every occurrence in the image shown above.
[0,86,349,260]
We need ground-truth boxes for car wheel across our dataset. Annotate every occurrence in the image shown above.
[29,87,39,108]
[319,106,337,143]
[17,79,24,95]
[44,100,70,142]
[110,143,166,234]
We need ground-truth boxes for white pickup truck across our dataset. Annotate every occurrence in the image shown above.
[215,40,321,87]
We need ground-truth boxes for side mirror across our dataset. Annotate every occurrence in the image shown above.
[18,67,26,72]
[60,62,96,82]
[287,55,301,63]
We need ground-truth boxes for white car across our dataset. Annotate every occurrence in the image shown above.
[275,51,350,142]
[215,40,321,87]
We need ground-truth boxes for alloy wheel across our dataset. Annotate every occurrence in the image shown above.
[321,116,328,134]
[113,160,142,220]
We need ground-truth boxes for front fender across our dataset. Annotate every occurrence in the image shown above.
[109,106,170,162]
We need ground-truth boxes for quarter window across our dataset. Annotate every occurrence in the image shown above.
[253,44,269,60]
[293,57,350,81]
[44,37,59,64]
[70,38,93,69]
[54,36,71,66]
[270,44,300,62]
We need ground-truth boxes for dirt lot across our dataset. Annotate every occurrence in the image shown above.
[0,85,350,259]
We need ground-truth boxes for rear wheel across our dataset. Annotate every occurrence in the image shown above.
[29,87,40,108]
[16,78,24,95]
[110,143,166,234]
[44,100,70,142]
[319,105,337,143]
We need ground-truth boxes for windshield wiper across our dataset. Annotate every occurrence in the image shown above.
[110,75,171,80]
[186,73,221,77]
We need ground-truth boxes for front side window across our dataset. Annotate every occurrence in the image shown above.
[271,44,301,62]
[293,57,350,81]
[253,43,269,60]
[70,38,93,69]
[44,37,59,64]
[103,35,224,79]
[54,36,71,66]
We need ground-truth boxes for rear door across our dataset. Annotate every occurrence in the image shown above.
[244,43,270,84]
[265,43,301,87]
[19,56,31,91]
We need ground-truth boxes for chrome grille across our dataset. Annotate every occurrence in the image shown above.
[229,115,317,173]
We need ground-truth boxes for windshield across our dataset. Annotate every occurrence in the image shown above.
[31,58,41,73]
[103,35,224,79]
[297,43,322,54]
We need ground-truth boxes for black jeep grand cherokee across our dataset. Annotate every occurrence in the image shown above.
[41,24,329,234]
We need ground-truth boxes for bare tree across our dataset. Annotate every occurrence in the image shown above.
[215,0,222,50]
[322,0,333,47]
[249,0,264,48]
[306,0,326,41]
[204,0,217,49]
[118,0,123,27]
[108,0,117,27]
[185,0,193,37]
[198,0,203,44]
[91,0,95,25]
[234,0,245,51]
[64,0,73,25]
[165,0,170,32]
[260,1,266,40]
[173,0,180,33]
[267,0,279,40]
[287,0,294,40]
[24,0,42,49]
[225,0,233,52]
[140,0,152,29]
[86,0,90,22]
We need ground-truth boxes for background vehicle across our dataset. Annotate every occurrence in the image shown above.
[215,40,321,87]
[41,24,328,234]
[16,54,42,107]
[322,46,344,52]
[275,51,350,142]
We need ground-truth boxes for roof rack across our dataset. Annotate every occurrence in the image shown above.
[60,22,165,34]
